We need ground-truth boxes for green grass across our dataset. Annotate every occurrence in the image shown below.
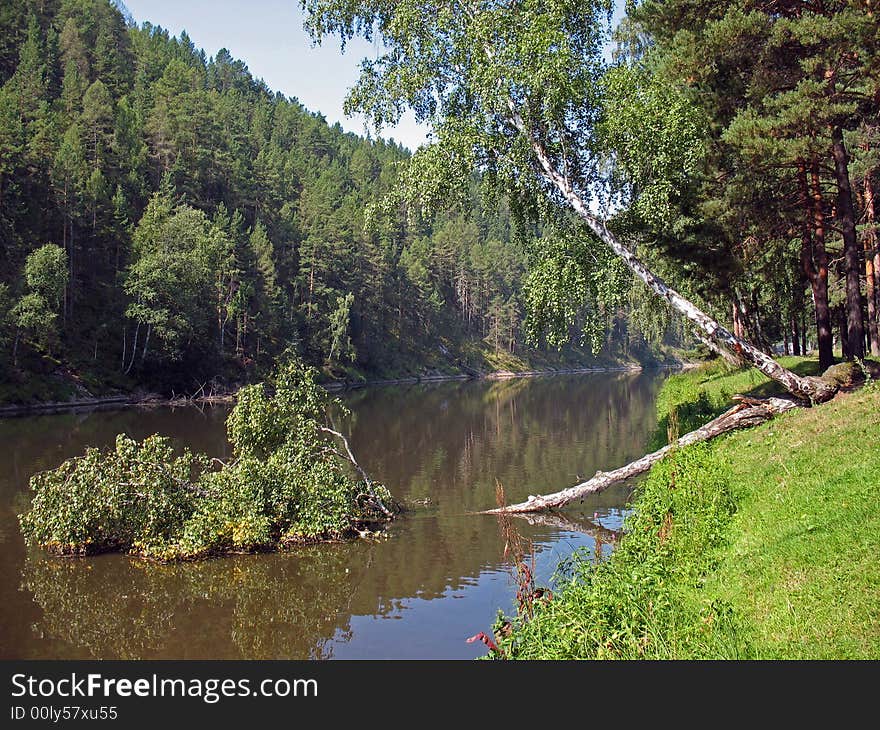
[500,363,880,659]
[706,384,880,658]
[652,356,819,448]
[658,356,818,411]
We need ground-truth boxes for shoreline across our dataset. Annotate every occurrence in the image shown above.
[320,362,654,391]
[0,360,690,418]
[501,359,880,659]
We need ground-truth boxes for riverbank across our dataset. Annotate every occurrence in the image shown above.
[498,358,880,659]
[0,352,690,417]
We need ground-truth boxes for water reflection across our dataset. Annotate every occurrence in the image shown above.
[21,544,375,659]
[2,371,666,659]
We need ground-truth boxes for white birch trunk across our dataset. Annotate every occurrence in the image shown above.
[508,108,836,404]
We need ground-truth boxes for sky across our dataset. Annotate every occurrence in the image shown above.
[121,0,430,150]
[121,1,625,153]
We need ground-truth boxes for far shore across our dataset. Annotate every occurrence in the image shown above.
[0,359,691,418]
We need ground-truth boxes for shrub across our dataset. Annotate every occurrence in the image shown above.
[19,359,395,561]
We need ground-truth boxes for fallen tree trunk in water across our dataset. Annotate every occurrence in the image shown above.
[511,511,622,544]
[482,396,802,515]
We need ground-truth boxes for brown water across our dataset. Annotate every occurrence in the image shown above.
[0,371,666,659]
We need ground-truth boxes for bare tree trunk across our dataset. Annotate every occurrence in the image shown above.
[307,262,315,320]
[125,322,140,375]
[831,126,865,359]
[865,173,880,356]
[141,325,151,364]
[802,161,835,371]
[319,427,394,519]
[839,303,850,359]
[513,117,836,403]
[732,300,744,339]
[62,195,68,326]
[482,397,801,514]
[801,312,808,355]
[68,221,75,322]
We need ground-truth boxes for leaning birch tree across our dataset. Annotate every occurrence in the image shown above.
[300,0,836,403]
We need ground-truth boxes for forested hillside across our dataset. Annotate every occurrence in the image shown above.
[291,0,878,411]
[0,0,665,404]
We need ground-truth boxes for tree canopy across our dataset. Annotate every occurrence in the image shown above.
[301,0,861,402]
[0,0,665,404]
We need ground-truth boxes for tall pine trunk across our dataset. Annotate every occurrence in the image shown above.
[831,126,865,359]
[731,300,744,339]
[865,172,880,356]
[803,162,835,371]
[840,303,850,359]
[791,282,803,356]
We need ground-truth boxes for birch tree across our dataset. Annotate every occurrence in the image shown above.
[301,0,837,402]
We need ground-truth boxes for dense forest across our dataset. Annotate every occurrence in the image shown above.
[0,0,665,404]
[612,0,879,370]
[3,0,876,408]
[293,0,878,406]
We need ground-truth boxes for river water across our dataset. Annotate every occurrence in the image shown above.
[0,371,666,659]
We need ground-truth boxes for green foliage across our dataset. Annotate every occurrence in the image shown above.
[0,0,634,400]
[18,359,395,560]
[616,0,880,365]
[599,64,707,232]
[302,1,738,364]
[523,230,629,352]
[12,293,57,345]
[0,0,679,404]
[502,362,880,659]
[20,433,209,556]
[328,291,356,365]
[10,244,69,357]
[497,443,745,659]
[23,243,68,306]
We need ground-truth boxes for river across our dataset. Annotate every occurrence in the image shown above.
[0,371,667,659]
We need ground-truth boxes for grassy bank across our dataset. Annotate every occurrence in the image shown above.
[499,358,880,659]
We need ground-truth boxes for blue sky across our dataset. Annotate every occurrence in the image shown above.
[121,1,624,152]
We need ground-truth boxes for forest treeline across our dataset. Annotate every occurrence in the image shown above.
[0,0,654,402]
[613,0,879,369]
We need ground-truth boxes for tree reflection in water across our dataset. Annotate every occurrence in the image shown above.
[7,371,668,659]
[22,542,379,659]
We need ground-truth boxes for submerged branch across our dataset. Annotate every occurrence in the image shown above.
[512,511,622,543]
[320,427,394,518]
[482,396,802,514]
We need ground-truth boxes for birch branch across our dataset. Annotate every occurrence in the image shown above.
[320,426,394,518]
[504,103,836,405]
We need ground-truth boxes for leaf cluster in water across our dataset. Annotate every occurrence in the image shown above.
[19,360,394,561]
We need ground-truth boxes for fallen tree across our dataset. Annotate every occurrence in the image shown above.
[482,395,801,515]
